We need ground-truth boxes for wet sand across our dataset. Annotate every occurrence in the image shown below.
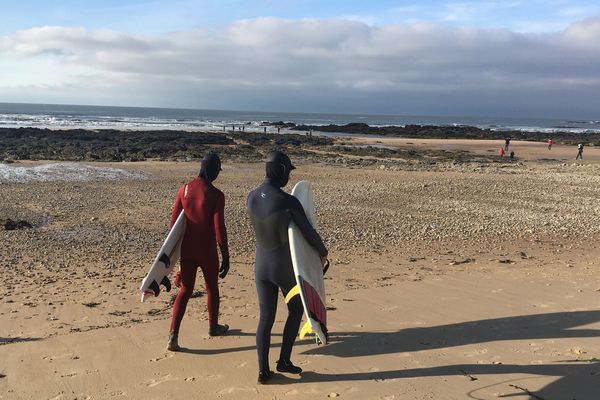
[349,137,600,162]
[1,139,600,399]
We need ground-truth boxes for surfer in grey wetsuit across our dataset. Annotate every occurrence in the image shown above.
[247,151,329,384]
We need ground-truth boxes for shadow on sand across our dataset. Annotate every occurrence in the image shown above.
[294,310,600,398]
[0,337,43,346]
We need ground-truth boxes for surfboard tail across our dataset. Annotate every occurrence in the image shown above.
[288,277,328,344]
[300,277,327,330]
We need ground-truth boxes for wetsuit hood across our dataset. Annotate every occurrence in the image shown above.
[199,153,222,183]
[265,150,295,187]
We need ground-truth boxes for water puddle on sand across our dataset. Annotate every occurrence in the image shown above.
[0,162,149,183]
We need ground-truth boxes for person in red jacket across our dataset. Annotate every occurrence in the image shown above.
[167,153,230,351]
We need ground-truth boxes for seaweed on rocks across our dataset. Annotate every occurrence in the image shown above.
[0,128,334,162]
[0,128,233,162]
[0,127,499,168]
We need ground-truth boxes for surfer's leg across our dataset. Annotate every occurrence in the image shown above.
[256,279,278,371]
[278,293,303,366]
[200,262,220,330]
[169,258,198,333]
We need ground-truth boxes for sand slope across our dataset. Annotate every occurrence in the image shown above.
[2,266,598,400]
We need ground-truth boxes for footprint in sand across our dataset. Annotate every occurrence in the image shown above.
[216,387,258,395]
[145,374,178,387]
[149,353,173,363]
[43,353,77,362]
[200,373,223,380]
[464,348,489,358]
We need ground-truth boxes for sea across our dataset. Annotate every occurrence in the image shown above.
[1,102,599,134]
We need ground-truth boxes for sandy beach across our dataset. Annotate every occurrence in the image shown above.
[2,138,600,399]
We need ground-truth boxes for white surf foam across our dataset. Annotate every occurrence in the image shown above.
[0,162,149,183]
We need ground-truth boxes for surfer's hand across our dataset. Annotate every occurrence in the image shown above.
[219,258,230,279]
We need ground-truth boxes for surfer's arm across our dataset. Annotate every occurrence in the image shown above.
[213,191,229,260]
[169,186,184,229]
[289,198,328,257]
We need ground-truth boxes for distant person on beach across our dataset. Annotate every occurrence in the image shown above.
[509,151,515,162]
[576,143,584,160]
[499,148,505,160]
[504,137,511,151]
[167,153,230,351]
[247,150,329,384]
[547,138,553,150]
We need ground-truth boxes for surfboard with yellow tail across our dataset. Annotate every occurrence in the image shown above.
[286,180,328,345]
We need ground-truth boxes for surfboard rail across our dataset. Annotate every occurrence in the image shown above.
[140,210,186,302]
[288,181,328,345]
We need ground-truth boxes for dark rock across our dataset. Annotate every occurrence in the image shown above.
[1,219,33,230]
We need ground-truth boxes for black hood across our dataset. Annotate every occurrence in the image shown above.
[199,153,222,183]
[265,150,295,187]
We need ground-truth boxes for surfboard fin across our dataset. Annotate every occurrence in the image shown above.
[299,321,313,339]
[161,276,172,292]
[148,280,161,297]
[284,285,300,304]
[159,253,171,268]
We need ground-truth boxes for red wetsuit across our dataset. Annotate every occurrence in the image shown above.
[169,177,229,333]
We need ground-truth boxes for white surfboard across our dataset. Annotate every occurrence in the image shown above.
[140,210,186,302]
[287,181,328,344]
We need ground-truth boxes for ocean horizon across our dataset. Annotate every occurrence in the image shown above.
[1,102,599,134]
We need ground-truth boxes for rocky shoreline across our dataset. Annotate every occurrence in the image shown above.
[0,127,498,167]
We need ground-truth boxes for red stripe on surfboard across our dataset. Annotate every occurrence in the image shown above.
[301,279,327,330]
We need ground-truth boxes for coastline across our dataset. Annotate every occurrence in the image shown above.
[3,125,596,166]
[2,125,600,398]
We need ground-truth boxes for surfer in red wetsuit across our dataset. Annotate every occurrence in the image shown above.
[167,153,230,351]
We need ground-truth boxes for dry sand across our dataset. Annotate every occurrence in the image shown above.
[1,139,600,399]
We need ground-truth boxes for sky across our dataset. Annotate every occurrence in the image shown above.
[1,1,600,118]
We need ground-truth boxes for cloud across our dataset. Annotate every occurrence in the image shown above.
[442,1,523,22]
[1,16,600,116]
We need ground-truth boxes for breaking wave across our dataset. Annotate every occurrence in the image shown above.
[0,162,150,183]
